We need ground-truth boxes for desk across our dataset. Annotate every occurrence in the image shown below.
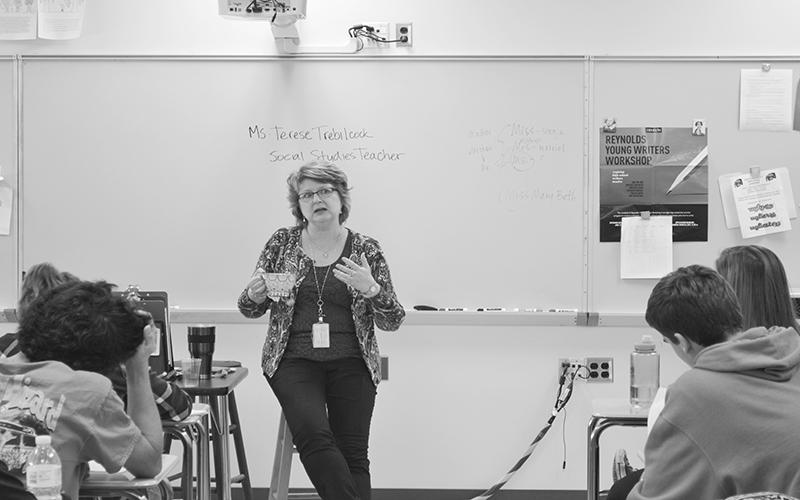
[177,365,249,500]
[587,399,648,500]
[163,403,211,500]
[80,453,180,500]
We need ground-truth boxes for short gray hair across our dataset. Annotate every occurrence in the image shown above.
[286,161,352,226]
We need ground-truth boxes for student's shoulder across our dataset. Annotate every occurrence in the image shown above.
[52,363,114,392]
[663,368,726,411]
[3,360,115,399]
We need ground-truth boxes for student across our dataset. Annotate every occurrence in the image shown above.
[627,265,800,499]
[608,245,800,499]
[715,245,799,333]
[0,280,165,500]
[0,262,192,422]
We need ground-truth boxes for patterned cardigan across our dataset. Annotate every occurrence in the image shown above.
[237,226,405,386]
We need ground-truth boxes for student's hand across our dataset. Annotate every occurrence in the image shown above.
[246,273,268,304]
[126,315,158,372]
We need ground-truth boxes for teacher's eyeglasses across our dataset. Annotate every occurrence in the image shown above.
[298,187,337,202]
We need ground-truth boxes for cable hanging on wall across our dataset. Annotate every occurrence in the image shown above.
[467,364,586,500]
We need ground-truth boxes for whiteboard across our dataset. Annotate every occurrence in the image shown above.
[0,58,15,309]
[590,59,800,314]
[20,58,586,311]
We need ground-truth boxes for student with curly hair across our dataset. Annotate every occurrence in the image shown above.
[0,263,192,423]
[0,280,165,500]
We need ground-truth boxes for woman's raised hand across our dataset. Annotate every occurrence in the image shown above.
[334,253,377,294]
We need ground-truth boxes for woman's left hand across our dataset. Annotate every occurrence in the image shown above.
[334,253,377,294]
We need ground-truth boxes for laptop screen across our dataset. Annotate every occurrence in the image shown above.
[113,290,175,376]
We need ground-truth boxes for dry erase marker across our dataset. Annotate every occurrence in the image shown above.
[549,308,578,313]
[477,307,507,312]
[413,305,438,311]
[439,307,468,311]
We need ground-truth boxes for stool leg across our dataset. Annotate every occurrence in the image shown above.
[209,397,224,500]
[269,412,293,500]
[228,392,253,500]
[165,428,193,500]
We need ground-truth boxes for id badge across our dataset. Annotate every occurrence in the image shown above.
[312,322,330,348]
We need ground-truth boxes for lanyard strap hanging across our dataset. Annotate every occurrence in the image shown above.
[311,264,332,322]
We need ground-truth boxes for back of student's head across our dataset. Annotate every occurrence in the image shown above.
[17,280,147,373]
[716,245,799,332]
[17,262,80,320]
[646,265,743,346]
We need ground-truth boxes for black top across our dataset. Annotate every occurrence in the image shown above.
[286,230,360,361]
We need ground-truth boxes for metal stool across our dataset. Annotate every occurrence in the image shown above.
[176,365,252,500]
[269,412,320,500]
[208,390,253,500]
[162,403,211,500]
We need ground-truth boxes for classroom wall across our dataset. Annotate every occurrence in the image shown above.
[2,0,799,495]
[1,0,800,57]
[167,321,687,493]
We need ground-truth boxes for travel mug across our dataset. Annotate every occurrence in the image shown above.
[187,325,215,380]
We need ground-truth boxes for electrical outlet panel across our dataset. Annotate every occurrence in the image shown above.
[395,22,413,47]
[558,357,584,380]
[360,22,390,48]
[585,357,614,383]
[218,0,307,20]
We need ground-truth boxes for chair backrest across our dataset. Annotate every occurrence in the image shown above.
[724,493,800,500]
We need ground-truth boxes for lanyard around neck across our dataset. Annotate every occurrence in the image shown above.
[311,263,332,323]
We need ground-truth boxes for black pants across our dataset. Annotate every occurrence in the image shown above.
[267,357,376,500]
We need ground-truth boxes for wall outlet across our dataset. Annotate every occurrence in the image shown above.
[361,22,390,48]
[585,357,614,383]
[395,22,413,47]
[558,357,584,380]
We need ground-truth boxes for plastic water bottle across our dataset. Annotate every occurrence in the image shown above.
[630,334,659,410]
[26,435,61,500]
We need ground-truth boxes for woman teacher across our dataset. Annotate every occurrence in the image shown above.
[238,161,405,500]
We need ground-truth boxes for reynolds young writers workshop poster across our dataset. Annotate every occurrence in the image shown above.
[599,126,709,242]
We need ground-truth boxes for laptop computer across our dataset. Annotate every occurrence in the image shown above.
[114,289,176,379]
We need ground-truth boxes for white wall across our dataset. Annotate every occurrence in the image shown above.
[172,321,688,492]
[0,0,800,57]
[2,0,794,493]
